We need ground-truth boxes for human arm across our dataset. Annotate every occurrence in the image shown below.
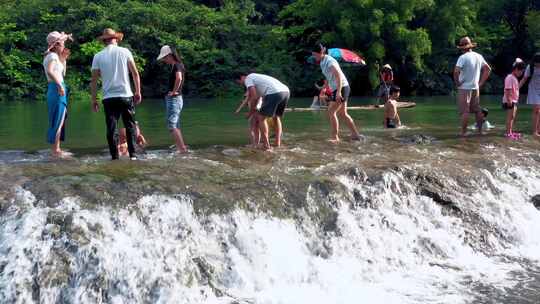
[504,89,513,105]
[519,76,529,89]
[519,65,530,89]
[46,57,65,96]
[478,63,492,88]
[453,66,462,88]
[59,48,70,76]
[168,71,182,96]
[394,105,401,126]
[128,59,142,104]
[90,69,100,112]
[235,95,249,114]
[330,66,343,102]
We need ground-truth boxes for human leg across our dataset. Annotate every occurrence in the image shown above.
[103,99,122,159]
[457,90,472,136]
[258,113,271,150]
[533,105,540,136]
[120,97,137,158]
[166,96,187,152]
[337,102,360,139]
[328,101,341,142]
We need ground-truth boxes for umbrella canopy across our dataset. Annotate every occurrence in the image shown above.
[307,48,366,65]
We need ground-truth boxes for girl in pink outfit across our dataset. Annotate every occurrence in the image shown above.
[503,59,526,138]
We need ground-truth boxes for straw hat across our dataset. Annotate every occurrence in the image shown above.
[45,31,73,52]
[157,45,172,61]
[97,28,124,42]
[457,36,477,50]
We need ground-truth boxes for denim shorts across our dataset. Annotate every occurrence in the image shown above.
[166,95,183,129]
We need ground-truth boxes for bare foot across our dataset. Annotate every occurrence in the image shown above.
[533,132,540,138]
[258,144,272,151]
[328,138,340,144]
[51,150,73,159]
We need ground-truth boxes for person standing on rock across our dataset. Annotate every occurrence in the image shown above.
[311,43,361,143]
[453,36,491,137]
[43,31,73,158]
[90,28,142,160]
[157,45,188,154]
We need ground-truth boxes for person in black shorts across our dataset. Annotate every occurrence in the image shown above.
[234,72,290,151]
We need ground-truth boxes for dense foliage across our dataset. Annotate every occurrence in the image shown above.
[0,0,538,99]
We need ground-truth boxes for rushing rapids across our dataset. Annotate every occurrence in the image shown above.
[0,134,540,304]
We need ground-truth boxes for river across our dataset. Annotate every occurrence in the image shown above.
[0,95,539,303]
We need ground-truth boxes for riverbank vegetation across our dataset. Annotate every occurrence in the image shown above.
[0,0,538,99]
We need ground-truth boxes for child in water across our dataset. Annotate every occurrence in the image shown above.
[503,58,526,139]
[469,108,494,131]
[311,79,331,108]
[118,122,147,156]
[383,85,402,128]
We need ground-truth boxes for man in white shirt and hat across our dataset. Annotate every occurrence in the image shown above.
[90,28,142,160]
[454,36,491,136]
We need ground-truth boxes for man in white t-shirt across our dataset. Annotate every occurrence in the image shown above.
[90,28,142,160]
[234,72,290,151]
[453,36,491,136]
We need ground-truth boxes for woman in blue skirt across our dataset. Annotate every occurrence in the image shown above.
[43,31,72,157]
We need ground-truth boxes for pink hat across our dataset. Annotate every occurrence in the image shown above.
[45,31,73,52]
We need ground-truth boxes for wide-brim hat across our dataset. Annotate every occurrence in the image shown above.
[45,31,73,52]
[457,36,477,50]
[157,45,172,61]
[97,28,124,42]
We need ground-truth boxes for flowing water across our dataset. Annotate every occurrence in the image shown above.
[0,96,540,303]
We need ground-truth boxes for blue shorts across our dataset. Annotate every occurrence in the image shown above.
[166,95,183,130]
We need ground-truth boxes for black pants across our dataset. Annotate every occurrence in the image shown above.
[103,97,136,159]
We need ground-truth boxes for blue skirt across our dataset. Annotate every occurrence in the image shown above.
[46,82,68,144]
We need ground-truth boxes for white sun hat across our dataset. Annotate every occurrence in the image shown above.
[157,45,172,61]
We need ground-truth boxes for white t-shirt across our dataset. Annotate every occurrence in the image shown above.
[91,44,134,99]
[43,53,65,83]
[320,55,349,91]
[244,73,289,97]
[456,51,488,90]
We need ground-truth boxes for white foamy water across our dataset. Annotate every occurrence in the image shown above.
[1,165,540,303]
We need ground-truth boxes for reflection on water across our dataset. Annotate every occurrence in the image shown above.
[0,95,536,153]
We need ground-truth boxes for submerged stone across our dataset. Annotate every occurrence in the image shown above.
[532,195,540,210]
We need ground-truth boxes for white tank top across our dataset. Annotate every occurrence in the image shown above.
[43,52,65,83]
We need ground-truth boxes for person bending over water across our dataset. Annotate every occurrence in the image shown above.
[157,45,188,153]
[234,72,290,151]
[383,86,402,129]
[311,44,361,143]
[43,31,73,158]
